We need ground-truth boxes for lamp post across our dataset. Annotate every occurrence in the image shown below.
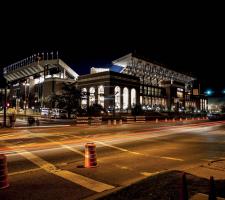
[3,84,7,127]
[23,82,30,115]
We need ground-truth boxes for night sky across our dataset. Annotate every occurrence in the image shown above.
[0,3,224,96]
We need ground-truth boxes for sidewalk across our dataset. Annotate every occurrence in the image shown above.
[184,159,225,180]
[88,160,225,200]
[184,159,225,200]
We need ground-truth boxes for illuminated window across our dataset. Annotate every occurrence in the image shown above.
[123,87,129,110]
[98,85,104,107]
[131,88,136,108]
[89,87,95,106]
[115,86,121,109]
[177,88,184,98]
[81,88,87,108]
[140,96,143,105]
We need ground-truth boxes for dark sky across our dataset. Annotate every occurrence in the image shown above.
[0,2,224,95]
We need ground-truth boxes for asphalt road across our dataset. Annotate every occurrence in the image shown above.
[0,120,225,199]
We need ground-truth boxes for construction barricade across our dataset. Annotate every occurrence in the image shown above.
[136,116,146,123]
[76,116,89,126]
[90,117,102,126]
[125,116,135,124]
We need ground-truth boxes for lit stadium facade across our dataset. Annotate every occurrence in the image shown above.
[3,52,207,114]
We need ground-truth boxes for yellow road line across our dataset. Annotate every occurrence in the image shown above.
[9,168,41,176]
[16,151,114,192]
[140,172,153,176]
[95,141,144,155]
[160,156,184,161]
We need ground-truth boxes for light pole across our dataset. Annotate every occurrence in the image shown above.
[23,82,30,115]
[3,83,7,127]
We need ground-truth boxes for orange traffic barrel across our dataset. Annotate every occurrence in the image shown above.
[155,118,158,123]
[85,143,97,168]
[0,154,9,189]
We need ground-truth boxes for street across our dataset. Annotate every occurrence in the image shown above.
[1,120,225,199]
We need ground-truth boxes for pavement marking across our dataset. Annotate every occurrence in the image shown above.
[160,156,184,161]
[200,159,214,162]
[16,150,114,192]
[42,137,85,157]
[95,141,144,155]
[18,129,85,157]
[9,168,41,176]
[114,164,130,170]
[140,172,153,176]
[15,125,71,129]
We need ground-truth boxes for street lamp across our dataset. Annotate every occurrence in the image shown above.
[204,89,213,96]
[23,82,30,115]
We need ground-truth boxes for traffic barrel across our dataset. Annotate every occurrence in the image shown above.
[84,143,97,168]
[180,118,182,121]
[165,118,168,122]
[155,118,158,123]
[113,119,117,125]
[119,119,122,125]
[0,154,9,189]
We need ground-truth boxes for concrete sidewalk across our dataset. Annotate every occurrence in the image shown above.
[185,159,225,200]
[184,159,225,180]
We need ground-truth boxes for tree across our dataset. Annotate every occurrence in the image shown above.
[51,83,81,118]
[87,103,107,116]
[131,104,144,116]
[221,104,225,113]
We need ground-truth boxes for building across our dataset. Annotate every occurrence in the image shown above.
[3,52,207,114]
[77,71,140,112]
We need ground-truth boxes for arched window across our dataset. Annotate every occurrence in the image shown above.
[115,86,121,109]
[98,85,104,107]
[89,87,95,106]
[81,88,87,108]
[123,87,129,110]
[131,88,136,108]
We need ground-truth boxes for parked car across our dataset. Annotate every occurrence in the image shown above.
[41,108,50,117]
[50,109,68,119]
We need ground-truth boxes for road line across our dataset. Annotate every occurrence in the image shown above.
[160,156,184,161]
[17,130,85,157]
[140,172,153,176]
[16,150,114,192]
[15,125,71,129]
[95,141,144,155]
[41,137,84,156]
[9,168,41,176]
